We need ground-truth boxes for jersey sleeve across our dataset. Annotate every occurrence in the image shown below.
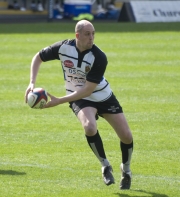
[86,49,108,84]
[39,40,67,62]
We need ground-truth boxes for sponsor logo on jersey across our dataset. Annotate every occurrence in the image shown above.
[64,60,74,68]
[85,65,91,73]
[68,76,86,84]
[77,70,86,77]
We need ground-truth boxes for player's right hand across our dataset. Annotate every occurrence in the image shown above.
[25,83,35,103]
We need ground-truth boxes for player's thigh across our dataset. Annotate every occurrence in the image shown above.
[77,107,98,136]
[103,113,133,144]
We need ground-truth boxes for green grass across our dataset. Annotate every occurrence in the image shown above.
[0,22,180,197]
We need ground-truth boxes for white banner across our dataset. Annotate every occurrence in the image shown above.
[130,1,180,22]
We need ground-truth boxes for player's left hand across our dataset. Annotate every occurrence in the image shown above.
[43,92,60,108]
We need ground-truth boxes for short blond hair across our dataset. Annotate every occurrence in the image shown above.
[75,20,93,33]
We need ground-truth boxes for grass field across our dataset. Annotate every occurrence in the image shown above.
[0,21,180,197]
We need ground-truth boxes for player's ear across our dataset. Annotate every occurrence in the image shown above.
[76,32,79,39]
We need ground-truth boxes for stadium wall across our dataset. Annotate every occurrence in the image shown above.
[1,0,180,23]
[118,0,180,23]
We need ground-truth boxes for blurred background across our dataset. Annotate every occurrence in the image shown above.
[0,0,180,23]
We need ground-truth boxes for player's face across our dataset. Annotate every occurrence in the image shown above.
[76,24,95,52]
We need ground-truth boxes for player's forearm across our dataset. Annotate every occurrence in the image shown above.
[56,80,97,105]
[45,87,92,108]
[44,81,97,108]
[59,88,91,104]
[30,53,42,84]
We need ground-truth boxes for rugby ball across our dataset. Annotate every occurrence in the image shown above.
[27,88,48,109]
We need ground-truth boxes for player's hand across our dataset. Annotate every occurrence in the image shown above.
[25,83,35,103]
[43,92,61,108]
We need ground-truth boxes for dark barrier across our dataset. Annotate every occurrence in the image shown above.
[118,2,135,22]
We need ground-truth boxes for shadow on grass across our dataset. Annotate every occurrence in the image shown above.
[114,190,169,197]
[0,170,26,176]
[0,22,180,34]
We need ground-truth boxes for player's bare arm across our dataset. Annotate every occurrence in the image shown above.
[44,81,97,108]
[25,53,42,103]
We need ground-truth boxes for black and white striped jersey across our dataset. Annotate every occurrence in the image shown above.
[39,39,112,102]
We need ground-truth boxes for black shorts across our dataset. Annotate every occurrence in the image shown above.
[69,93,123,119]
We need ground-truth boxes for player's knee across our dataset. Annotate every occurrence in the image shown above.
[121,132,133,144]
[83,121,97,136]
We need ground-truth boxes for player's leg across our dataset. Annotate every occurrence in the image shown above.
[77,106,115,185]
[77,106,110,166]
[103,113,132,144]
[103,113,133,189]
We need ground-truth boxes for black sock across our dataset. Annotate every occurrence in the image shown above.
[86,131,109,166]
[120,141,133,172]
